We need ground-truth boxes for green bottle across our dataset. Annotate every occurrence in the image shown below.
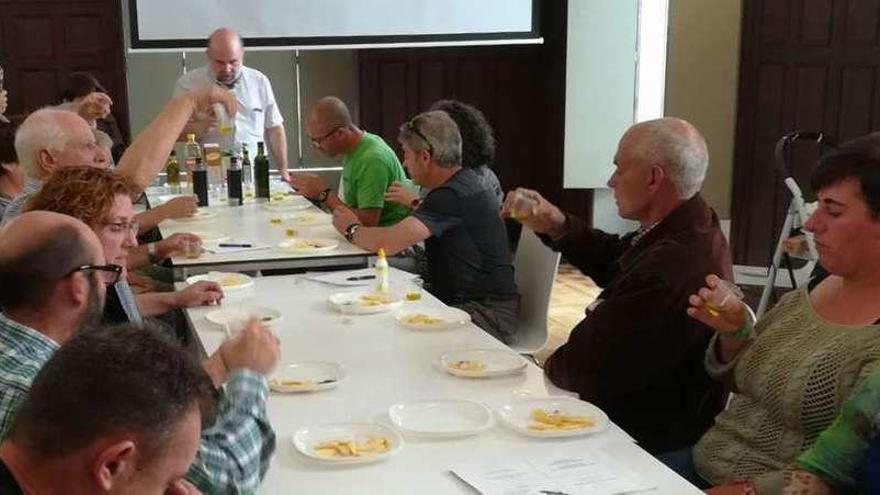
[254,141,270,201]
[165,151,180,193]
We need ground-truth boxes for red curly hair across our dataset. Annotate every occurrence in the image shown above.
[24,166,136,227]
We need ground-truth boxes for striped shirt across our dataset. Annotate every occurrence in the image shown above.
[0,314,275,494]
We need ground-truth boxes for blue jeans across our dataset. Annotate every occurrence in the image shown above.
[656,447,710,489]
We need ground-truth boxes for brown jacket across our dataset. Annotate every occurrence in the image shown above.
[543,194,732,453]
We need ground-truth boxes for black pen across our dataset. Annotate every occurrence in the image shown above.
[346,275,376,281]
[219,243,253,248]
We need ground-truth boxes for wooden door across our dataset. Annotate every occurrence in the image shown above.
[732,0,880,265]
[0,0,129,140]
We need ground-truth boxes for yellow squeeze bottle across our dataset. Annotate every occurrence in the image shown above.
[375,248,389,293]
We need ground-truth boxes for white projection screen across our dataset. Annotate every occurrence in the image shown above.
[129,0,540,51]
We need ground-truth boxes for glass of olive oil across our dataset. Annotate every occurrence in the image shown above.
[405,277,424,302]
[703,279,744,317]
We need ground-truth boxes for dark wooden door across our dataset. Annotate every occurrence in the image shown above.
[357,0,593,222]
[0,0,129,140]
[732,0,880,265]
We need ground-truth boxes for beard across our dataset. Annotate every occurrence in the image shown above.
[76,275,106,332]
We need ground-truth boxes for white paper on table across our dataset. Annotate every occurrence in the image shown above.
[450,447,655,495]
[300,268,418,287]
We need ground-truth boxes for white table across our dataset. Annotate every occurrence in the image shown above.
[148,193,372,279]
[182,270,701,495]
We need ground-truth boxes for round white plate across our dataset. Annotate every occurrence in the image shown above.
[285,211,333,226]
[293,422,403,464]
[497,397,609,438]
[277,238,339,253]
[190,231,230,243]
[268,362,345,393]
[328,291,402,315]
[262,198,312,211]
[205,305,282,330]
[186,272,254,291]
[388,399,493,438]
[439,349,527,378]
[394,307,471,331]
[171,210,218,222]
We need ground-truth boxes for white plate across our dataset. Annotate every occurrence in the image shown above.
[497,397,609,438]
[262,198,312,211]
[268,362,345,393]
[190,231,230,243]
[277,238,339,253]
[328,291,402,315]
[186,272,254,291]
[439,349,527,378]
[205,305,282,330]
[293,422,403,464]
[394,307,471,331]
[388,399,493,438]
[285,211,333,226]
[171,210,218,222]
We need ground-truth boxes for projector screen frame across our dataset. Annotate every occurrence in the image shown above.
[128,0,541,51]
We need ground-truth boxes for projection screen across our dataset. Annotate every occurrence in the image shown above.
[129,0,541,51]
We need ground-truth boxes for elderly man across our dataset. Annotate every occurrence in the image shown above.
[503,117,732,454]
[0,324,215,494]
[174,28,288,179]
[0,211,280,494]
[291,96,410,227]
[333,110,519,342]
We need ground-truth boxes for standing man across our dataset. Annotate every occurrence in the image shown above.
[174,28,289,180]
[502,118,732,454]
[291,96,410,227]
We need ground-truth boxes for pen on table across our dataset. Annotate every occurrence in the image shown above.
[219,243,253,248]
[346,275,376,281]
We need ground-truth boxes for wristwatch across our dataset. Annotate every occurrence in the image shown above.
[317,188,332,204]
[344,223,361,243]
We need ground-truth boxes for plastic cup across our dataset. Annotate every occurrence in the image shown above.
[404,277,424,302]
[704,279,744,317]
[183,238,202,259]
[510,190,538,222]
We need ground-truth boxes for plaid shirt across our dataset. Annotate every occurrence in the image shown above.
[0,314,275,495]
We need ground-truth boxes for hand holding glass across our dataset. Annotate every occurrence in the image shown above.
[704,279,744,317]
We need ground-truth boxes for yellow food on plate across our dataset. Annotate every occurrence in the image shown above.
[217,275,245,287]
[359,293,394,306]
[269,378,314,387]
[526,408,595,431]
[285,228,298,237]
[448,360,486,372]
[292,239,331,249]
[269,217,283,225]
[312,436,391,458]
[402,313,444,326]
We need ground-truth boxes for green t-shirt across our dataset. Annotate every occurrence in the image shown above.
[342,132,411,226]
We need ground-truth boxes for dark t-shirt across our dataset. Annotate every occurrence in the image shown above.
[412,168,517,304]
[0,460,22,495]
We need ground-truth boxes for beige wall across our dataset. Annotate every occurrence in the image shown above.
[664,0,742,218]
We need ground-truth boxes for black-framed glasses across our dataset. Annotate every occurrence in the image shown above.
[100,221,139,235]
[404,118,434,155]
[310,126,342,148]
[66,264,123,285]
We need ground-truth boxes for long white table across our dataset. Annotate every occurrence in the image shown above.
[181,270,701,495]
[148,192,372,279]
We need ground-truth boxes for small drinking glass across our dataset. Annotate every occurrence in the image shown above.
[183,238,202,259]
[704,279,744,317]
[510,190,538,222]
[405,277,424,302]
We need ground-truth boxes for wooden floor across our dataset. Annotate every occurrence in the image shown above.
[534,263,601,363]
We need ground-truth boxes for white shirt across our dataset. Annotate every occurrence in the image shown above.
[174,65,284,155]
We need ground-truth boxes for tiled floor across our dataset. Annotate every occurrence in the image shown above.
[534,263,601,363]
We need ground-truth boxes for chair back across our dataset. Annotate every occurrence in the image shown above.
[511,227,561,354]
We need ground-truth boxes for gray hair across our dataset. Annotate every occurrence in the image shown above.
[15,109,75,180]
[627,117,708,199]
[398,110,462,168]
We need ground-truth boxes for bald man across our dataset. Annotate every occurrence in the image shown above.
[502,118,733,454]
[290,96,410,227]
[175,28,289,180]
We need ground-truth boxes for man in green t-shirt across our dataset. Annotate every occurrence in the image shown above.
[289,96,410,226]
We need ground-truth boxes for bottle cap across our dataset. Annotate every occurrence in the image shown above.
[187,133,195,140]
[378,248,386,258]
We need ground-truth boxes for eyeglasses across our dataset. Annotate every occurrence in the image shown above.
[100,220,139,235]
[310,126,342,148]
[405,119,434,155]
[66,264,123,285]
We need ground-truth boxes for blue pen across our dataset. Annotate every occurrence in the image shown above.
[219,243,253,248]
